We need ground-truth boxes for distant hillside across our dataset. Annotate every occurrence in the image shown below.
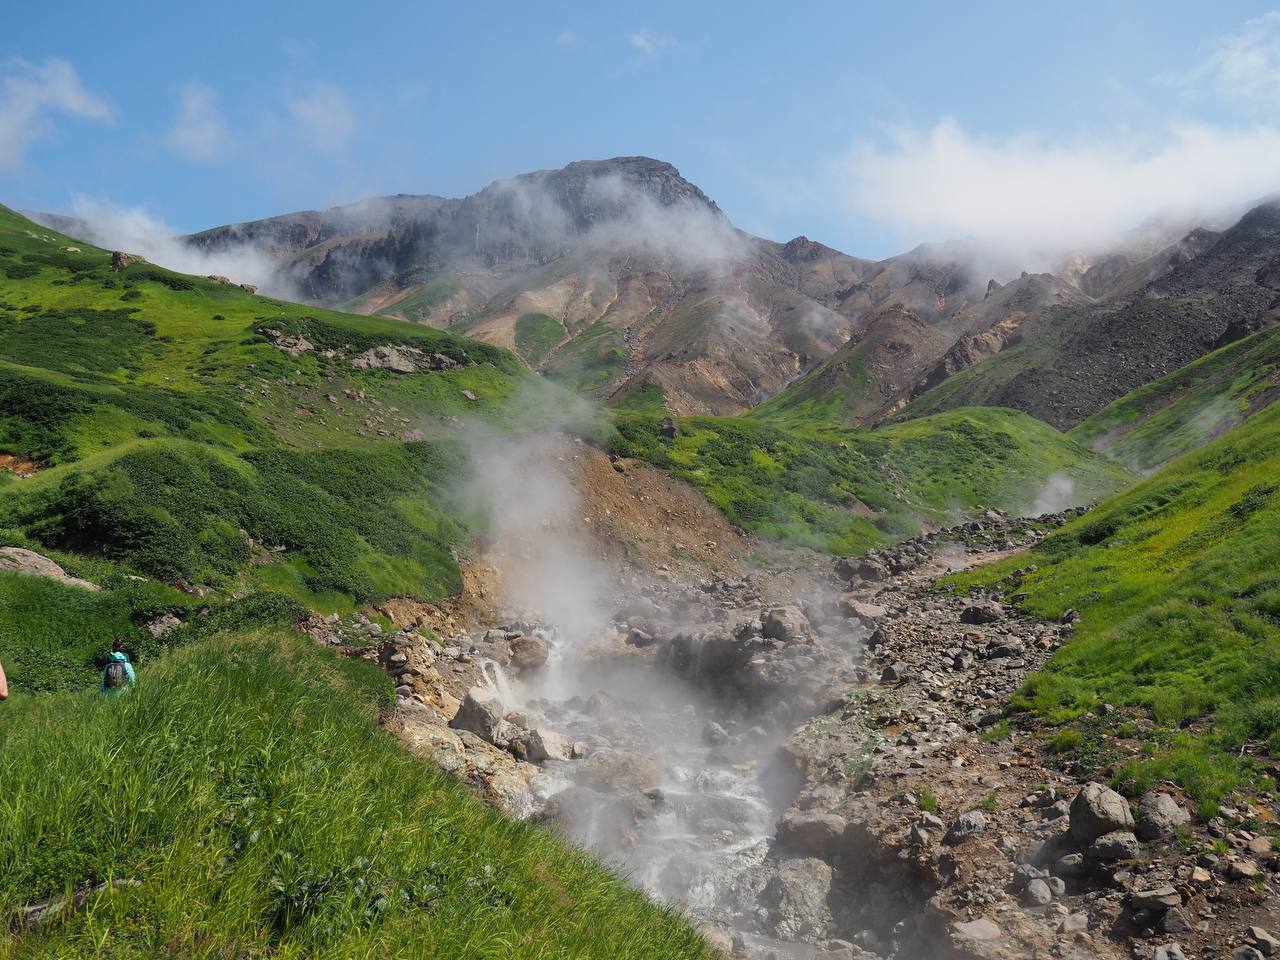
[948,399,1280,812]
[1070,322,1280,472]
[751,271,1088,425]
[0,204,576,690]
[612,406,1133,554]
[182,158,1084,420]
[900,202,1280,429]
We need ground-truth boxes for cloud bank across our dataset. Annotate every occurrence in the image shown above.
[64,196,293,297]
[0,58,113,170]
[168,82,230,163]
[837,119,1280,264]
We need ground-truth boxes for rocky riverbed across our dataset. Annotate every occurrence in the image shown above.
[314,508,1279,960]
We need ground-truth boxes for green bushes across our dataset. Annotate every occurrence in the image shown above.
[3,441,465,601]
[612,408,1131,555]
[0,307,159,379]
[0,630,712,958]
[514,312,563,367]
[951,401,1280,811]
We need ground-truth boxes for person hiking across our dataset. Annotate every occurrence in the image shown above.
[0,659,8,701]
[101,639,136,697]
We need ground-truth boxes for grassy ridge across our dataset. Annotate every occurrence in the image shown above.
[0,630,711,959]
[1069,323,1280,473]
[0,205,540,616]
[612,407,1133,554]
[947,401,1280,810]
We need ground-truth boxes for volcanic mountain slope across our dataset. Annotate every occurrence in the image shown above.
[1069,320,1280,472]
[186,158,1053,418]
[900,201,1280,429]
[751,269,1089,424]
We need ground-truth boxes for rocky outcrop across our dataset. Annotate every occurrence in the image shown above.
[349,345,461,374]
[0,547,99,591]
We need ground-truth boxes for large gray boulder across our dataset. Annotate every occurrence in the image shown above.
[1136,791,1190,840]
[449,687,505,744]
[944,810,988,845]
[762,606,811,643]
[518,727,570,762]
[0,547,100,591]
[1086,830,1142,861]
[762,857,833,941]
[1069,782,1134,846]
[509,634,549,670]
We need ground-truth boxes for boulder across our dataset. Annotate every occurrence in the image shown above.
[110,250,145,270]
[960,599,1004,624]
[952,918,1001,942]
[144,613,182,637]
[776,811,847,858]
[1058,913,1088,935]
[1136,791,1190,840]
[1247,928,1279,957]
[762,606,811,643]
[0,547,100,591]
[857,557,890,582]
[449,687,505,743]
[880,661,908,683]
[943,810,987,845]
[762,858,833,941]
[840,599,886,623]
[1022,878,1053,906]
[1086,830,1142,861]
[519,727,570,763]
[509,634,549,670]
[1069,782,1134,846]
[1129,886,1181,911]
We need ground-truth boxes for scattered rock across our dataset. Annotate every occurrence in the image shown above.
[1022,877,1053,906]
[952,918,1001,942]
[959,599,1004,624]
[943,810,987,845]
[449,687,505,743]
[1247,927,1279,957]
[762,606,810,643]
[144,613,182,637]
[1136,791,1190,840]
[519,727,570,763]
[1086,830,1142,861]
[1069,782,1135,846]
[1129,886,1181,911]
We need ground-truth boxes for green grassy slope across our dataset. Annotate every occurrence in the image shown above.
[0,205,593,692]
[0,629,711,959]
[947,401,1280,811]
[1069,324,1280,473]
[612,407,1133,554]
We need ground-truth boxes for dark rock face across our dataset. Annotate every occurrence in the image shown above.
[910,202,1280,429]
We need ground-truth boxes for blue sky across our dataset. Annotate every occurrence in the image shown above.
[3,0,1280,258]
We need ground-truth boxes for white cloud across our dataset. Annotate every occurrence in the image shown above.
[836,118,1280,264]
[0,57,113,170]
[167,82,230,162]
[286,83,357,155]
[66,196,294,297]
[628,28,678,56]
[1184,10,1280,108]
[556,29,581,48]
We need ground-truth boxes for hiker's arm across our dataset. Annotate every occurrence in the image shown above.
[0,661,8,700]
